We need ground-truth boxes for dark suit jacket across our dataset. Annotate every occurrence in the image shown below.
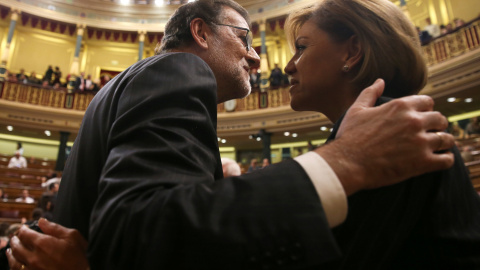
[74,76,85,91]
[54,53,340,269]
[320,97,480,269]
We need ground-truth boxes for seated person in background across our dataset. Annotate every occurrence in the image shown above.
[261,158,270,168]
[6,73,17,83]
[246,158,258,172]
[465,116,480,138]
[284,0,480,267]
[0,188,6,200]
[15,189,34,204]
[41,80,51,89]
[27,71,41,85]
[454,18,465,28]
[52,82,61,90]
[220,158,241,177]
[15,69,28,83]
[25,208,43,226]
[449,121,465,139]
[460,146,474,162]
[446,23,454,33]
[38,183,59,212]
[7,151,27,169]
[41,172,61,190]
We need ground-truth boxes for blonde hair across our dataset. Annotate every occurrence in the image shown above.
[285,0,427,98]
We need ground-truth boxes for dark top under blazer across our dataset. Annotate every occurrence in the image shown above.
[320,97,480,270]
[54,53,341,269]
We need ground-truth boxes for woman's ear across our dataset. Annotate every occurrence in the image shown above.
[190,18,210,50]
[344,35,362,69]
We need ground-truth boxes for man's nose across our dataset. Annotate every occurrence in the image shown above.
[246,49,261,69]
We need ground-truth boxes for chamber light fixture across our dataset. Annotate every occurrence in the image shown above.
[284,132,290,136]
[447,97,456,103]
[465,98,473,103]
[44,130,51,136]
[7,126,13,131]
[320,126,327,131]
[292,133,298,138]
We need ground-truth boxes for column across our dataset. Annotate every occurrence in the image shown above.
[0,9,20,81]
[259,129,272,164]
[55,131,70,172]
[67,24,86,92]
[259,20,269,91]
[138,30,146,61]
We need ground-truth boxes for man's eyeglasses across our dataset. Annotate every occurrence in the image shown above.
[216,23,253,52]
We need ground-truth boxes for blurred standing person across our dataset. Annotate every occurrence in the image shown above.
[52,66,62,86]
[16,142,23,156]
[269,63,284,88]
[424,17,441,38]
[43,65,53,84]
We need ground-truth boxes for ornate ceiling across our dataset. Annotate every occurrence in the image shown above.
[0,0,318,31]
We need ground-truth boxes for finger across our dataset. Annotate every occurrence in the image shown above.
[16,225,44,251]
[38,218,71,239]
[9,236,32,268]
[38,218,88,250]
[426,152,455,172]
[428,131,455,152]
[422,112,449,131]
[426,131,454,152]
[6,248,24,270]
[393,95,434,112]
[351,79,385,109]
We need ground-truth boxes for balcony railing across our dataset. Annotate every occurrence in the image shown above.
[423,19,480,65]
[1,19,479,113]
[0,82,96,111]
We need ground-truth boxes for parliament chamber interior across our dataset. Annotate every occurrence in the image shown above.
[0,0,478,263]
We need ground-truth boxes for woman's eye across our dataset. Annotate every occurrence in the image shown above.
[295,45,306,53]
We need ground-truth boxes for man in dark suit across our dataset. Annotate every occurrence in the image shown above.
[74,72,85,91]
[6,1,455,269]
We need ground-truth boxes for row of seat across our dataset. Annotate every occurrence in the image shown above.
[0,153,56,170]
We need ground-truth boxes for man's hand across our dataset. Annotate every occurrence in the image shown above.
[7,218,89,270]
[316,79,454,196]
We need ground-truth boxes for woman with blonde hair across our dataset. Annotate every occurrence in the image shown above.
[284,0,480,268]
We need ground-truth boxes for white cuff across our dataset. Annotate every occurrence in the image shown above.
[295,152,347,228]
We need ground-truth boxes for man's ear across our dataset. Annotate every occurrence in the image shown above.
[344,35,363,69]
[190,18,210,50]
